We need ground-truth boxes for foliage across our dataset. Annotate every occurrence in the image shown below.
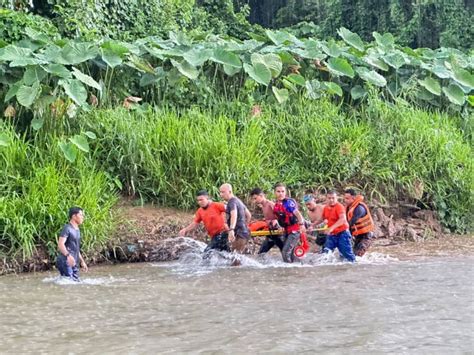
[82,99,473,232]
[0,122,118,259]
[0,8,59,43]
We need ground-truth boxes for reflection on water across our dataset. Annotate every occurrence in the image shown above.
[0,240,472,354]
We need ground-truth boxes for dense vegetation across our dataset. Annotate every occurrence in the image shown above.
[0,1,472,262]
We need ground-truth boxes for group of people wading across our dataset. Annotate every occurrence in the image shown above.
[179,183,375,264]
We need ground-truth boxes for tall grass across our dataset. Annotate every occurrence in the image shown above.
[83,98,473,232]
[0,123,118,260]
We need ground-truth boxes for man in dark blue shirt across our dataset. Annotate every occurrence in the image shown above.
[56,207,88,281]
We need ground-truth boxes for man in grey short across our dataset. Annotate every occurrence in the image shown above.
[56,207,88,281]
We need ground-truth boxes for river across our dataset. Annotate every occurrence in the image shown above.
[0,240,473,354]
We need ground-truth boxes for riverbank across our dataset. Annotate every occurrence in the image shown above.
[1,201,472,276]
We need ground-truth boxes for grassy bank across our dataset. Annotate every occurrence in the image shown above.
[0,98,472,261]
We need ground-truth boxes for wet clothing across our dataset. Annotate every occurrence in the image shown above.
[353,232,373,257]
[323,203,349,234]
[203,231,230,255]
[56,223,81,280]
[194,202,226,238]
[258,235,285,254]
[323,230,356,262]
[282,232,301,263]
[274,198,299,233]
[346,196,374,237]
[226,197,250,239]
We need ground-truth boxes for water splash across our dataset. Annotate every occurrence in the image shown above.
[42,275,125,286]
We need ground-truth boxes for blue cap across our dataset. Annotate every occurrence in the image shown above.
[303,194,314,203]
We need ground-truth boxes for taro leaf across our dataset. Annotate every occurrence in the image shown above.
[305,79,322,100]
[84,131,97,139]
[323,82,343,96]
[442,84,465,105]
[43,64,71,79]
[5,82,21,102]
[23,66,47,85]
[383,52,406,69]
[278,51,299,65]
[31,117,44,131]
[127,55,155,74]
[171,59,199,80]
[431,65,451,79]
[60,79,87,105]
[72,67,102,92]
[337,27,365,52]
[418,77,441,96]
[17,82,41,107]
[69,134,89,153]
[0,133,9,147]
[364,54,389,71]
[417,87,435,101]
[224,64,241,76]
[266,30,294,45]
[321,40,342,58]
[327,57,355,78]
[372,32,395,50]
[350,85,367,100]
[282,79,297,93]
[452,66,474,89]
[101,48,123,68]
[210,49,241,68]
[356,67,387,87]
[287,74,306,86]
[272,87,289,104]
[60,42,99,65]
[0,45,32,61]
[25,28,51,44]
[243,63,271,86]
[251,53,282,78]
[59,141,77,163]
[183,48,212,67]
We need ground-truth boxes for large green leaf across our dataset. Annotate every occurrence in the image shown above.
[59,141,77,163]
[323,82,343,96]
[101,48,123,68]
[4,82,21,102]
[31,117,44,131]
[16,82,41,107]
[266,30,294,45]
[430,65,451,79]
[286,74,306,86]
[443,84,465,105]
[356,67,387,87]
[0,45,33,61]
[0,133,10,147]
[243,63,271,86]
[350,85,367,100]
[364,54,389,71]
[72,67,102,91]
[60,43,99,65]
[43,64,71,79]
[272,87,289,103]
[223,64,241,76]
[327,57,355,78]
[210,49,241,68]
[337,27,365,52]
[468,95,474,107]
[418,77,441,96]
[60,79,87,105]
[383,52,406,69]
[69,134,90,153]
[171,59,199,80]
[251,53,282,78]
[183,49,212,67]
[278,51,299,65]
[321,40,342,58]
[372,32,394,50]
[452,67,474,89]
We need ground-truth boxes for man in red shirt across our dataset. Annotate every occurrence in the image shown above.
[179,190,229,253]
[316,190,356,262]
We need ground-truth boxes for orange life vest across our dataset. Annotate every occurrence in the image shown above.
[346,195,374,236]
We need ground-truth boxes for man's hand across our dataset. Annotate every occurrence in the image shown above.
[80,260,88,273]
[228,230,235,242]
[178,228,187,237]
[299,224,306,234]
[66,255,76,267]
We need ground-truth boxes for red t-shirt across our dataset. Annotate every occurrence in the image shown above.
[194,202,226,237]
[323,202,349,235]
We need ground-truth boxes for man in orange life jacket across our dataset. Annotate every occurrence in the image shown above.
[344,188,375,257]
[273,183,306,263]
[315,190,356,262]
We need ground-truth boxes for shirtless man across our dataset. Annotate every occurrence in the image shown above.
[303,194,326,250]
